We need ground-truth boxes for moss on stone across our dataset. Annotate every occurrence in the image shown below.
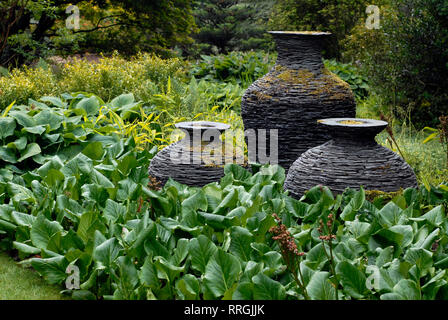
[309,67,352,100]
[255,65,353,102]
[255,91,273,101]
[365,189,403,202]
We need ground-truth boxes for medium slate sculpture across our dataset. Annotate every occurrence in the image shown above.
[241,31,356,172]
[148,121,235,187]
[284,118,419,199]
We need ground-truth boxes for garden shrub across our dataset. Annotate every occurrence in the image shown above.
[0,53,187,110]
[191,0,275,55]
[190,51,276,87]
[325,59,370,100]
[58,52,187,102]
[0,65,59,109]
[344,0,448,128]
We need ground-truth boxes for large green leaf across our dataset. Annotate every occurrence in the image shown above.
[252,273,286,300]
[30,215,63,249]
[44,169,65,186]
[224,164,252,181]
[74,96,100,116]
[93,238,122,270]
[233,282,254,300]
[381,279,421,300]
[30,255,69,284]
[110,93,135,108]
[77,211,105,243]
[9,136,27,151]
[305,243,328,270]
[117,178,140,201]
[229,226,254,261]
[115,256,139,298]
[411,205,445,227]
[81,184,109,207]
[9,110,34,127]
[341,187,365,221]
[204,249,241,298]
[17,143,41,162]
[13,241,41,255]
[154,256,184,283]
[175,274,200,300]
[12,211,36,227]
[34,110,63,130]
[0,118,16,139]
[197,211,238,230]
[91,169,114,189]
[7,182,35,203]
[104,199,126,223]
[0,147,17,163]
[377,202,403,228]
[189,235,218,273]
[376,225,413,248]
[212,188,239,215]
[40,96,67,108]
[82,142,104,160]
[336,261,367,299]
[306,271,336,300]
[139,257,160,290]
[404,248,433,278]
[22,125,46,135]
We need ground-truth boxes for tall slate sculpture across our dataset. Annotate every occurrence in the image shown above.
[284,118,419,198]
[241,31,356,172]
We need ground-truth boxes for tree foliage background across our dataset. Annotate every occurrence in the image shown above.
[268,0,370,58]
[344,0,448,127]
[0,0,197,66]
[191,0,275,55]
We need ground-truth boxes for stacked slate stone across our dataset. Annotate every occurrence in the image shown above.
[148,121,238,187]
[241,31,356,172]
[284,118,419,199]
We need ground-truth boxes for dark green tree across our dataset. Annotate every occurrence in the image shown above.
[192,0,274,55]
[0,0,197,67]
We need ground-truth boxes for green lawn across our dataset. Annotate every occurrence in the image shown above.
[0,252,67,300]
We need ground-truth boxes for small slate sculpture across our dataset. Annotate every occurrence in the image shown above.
[148,121,235,187]
[241,31,356,172]
[284,118,418,198]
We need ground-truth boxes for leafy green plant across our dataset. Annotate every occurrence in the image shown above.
[1,144,448,300]
[0,92,170,174]
[191,0,275,55]
[325,59,369,100]
[190,51,276,87]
